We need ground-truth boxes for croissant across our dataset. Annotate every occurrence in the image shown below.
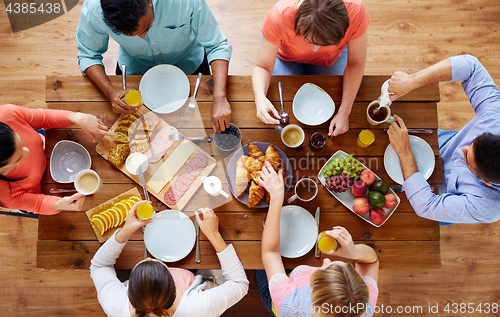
[245,156,263,173]
[263,145,282,171]
[248,143,264,160]
[235,156,250,197]
[248,180,266,208]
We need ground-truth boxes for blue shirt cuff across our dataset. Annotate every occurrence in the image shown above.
[79,57,104,75]
[402,172,429,197]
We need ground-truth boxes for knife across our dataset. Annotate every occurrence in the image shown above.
[384,128,433,134]
[137,164,149,201]
[314,207,320,258]
[195,218,200,263]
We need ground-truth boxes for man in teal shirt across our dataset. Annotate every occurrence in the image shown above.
[76,0,232,132]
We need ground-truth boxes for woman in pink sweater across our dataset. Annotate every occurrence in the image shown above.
[0,104,113,214]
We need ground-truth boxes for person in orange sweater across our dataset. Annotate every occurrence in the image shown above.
[0,104,113,214]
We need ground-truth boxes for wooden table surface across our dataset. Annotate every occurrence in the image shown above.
[38,75,442,270]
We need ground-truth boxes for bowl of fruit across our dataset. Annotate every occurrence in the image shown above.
[318,150,400,227]
[213,123,242,152]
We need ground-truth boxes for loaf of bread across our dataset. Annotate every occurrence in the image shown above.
[108,144,130,167]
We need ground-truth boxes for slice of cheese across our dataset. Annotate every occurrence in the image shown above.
[147,140,196,194]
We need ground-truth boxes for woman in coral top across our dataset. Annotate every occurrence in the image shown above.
[252,0,370,136]
[0,104,113,214]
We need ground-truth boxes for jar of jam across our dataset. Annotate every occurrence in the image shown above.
[309,132,326,151]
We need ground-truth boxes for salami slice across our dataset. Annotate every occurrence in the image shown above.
[193,153,209,168]
[173,181,190,194]
[164,189,177,205]
[179,175,193,186]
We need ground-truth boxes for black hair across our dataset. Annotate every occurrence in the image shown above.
[473,133,500,184]
[101,0,150,35]
[0,122,26,182]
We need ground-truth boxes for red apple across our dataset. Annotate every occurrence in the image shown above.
[353,197,370,215]
[384,194,398,209]
[360,169,376,186]
[351,180,367,197]
[369,209,386,224]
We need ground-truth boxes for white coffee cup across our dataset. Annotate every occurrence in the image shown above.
[287,178,318,203]
[201,176,229,198]
[275,124,305,148]
[74,169,103,195]
[366,100,396,126]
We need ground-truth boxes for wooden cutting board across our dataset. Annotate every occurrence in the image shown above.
[96,107,216,211]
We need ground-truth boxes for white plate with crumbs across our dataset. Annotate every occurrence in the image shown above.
[279,205,317,258]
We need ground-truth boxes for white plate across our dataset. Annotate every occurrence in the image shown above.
[50,140,91,183]
[279,205,318,258]
[292,83,335,126]
[384,135,435,185]
[139,65,190,114]
[144,210,195,262]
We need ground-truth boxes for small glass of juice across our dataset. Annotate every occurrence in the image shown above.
[124,89,143,108]
[357,129,375,148]
[136,202,155,221]
[317,231,337,254]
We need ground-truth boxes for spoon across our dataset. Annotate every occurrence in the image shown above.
[278,81,288,123]
[321,135,333,141]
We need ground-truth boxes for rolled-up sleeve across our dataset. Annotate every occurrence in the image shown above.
[191,0,232,64]
[76,0,110,74]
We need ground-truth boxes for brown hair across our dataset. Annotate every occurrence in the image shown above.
[128,259,177,317]
[294,0,349,46]
[309,263,369,317]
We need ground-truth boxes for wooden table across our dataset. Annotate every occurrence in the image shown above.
[38,75,442,270]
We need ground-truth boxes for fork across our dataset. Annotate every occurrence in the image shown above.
[187,73,203,113]
[167,134,212,142]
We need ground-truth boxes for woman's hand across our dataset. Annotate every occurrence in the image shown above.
[53,193,85,211]
[116,201,153,243]
[327,226,359,260]
[258,162,284,200]
[195,208,227,253]
[256,97,281,125]
[328,112,349,136]
[67,112,114,143]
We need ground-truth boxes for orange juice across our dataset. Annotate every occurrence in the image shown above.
[317,231,337,254]
[357,129,375,148]
[136,203,154,220]
[124,90,143,107]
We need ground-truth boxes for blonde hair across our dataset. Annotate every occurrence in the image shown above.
[309,263,369,317]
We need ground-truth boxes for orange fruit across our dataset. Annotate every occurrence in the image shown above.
[128,196,141,203]
[93,214,110,232]
[121,199,134,210]
[99,211,113,230]
[109,207,123,226]
[91,217,106,236]
[103,209,119,227]
[114,202,129,223]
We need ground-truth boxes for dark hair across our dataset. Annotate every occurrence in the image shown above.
[128,259,176,317]
[473,133,500,184]
[101,0,150,35]
[295,0,349,46]
[0,122,26,183]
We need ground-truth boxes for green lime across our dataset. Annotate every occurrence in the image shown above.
[368,191,386,209]
[370,180,389,194]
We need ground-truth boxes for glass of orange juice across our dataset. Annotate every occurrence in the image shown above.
[317,231,337,254]
[124,89,143,108]
[357,129,375,148]
[136,202,155,221]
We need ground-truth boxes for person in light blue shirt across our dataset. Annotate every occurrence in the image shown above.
[385,55,500,224]
[76,0,232,132]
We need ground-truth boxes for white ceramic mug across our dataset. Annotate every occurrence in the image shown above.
[74,169,103,195]
[275,124,305,148]
[287,178,318,203]
[366,100,395,126]
[201,176,229,198]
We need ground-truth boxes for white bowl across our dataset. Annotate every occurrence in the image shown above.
[139,64,190,114]
[292,83,335,126]
[50,140,91,183]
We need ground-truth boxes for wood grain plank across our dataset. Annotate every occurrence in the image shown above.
[47,100,439,129]
[36,240,441,270]
[46,75,440,103]
[38,212,439,241]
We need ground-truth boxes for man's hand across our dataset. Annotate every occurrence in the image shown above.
[328,111,349,136]
[53,193,85,211]
[110,88,138,114]
[387,115,419,181]
[388,71,416,101]
[211,97,231,133]
[256,97,281,125]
